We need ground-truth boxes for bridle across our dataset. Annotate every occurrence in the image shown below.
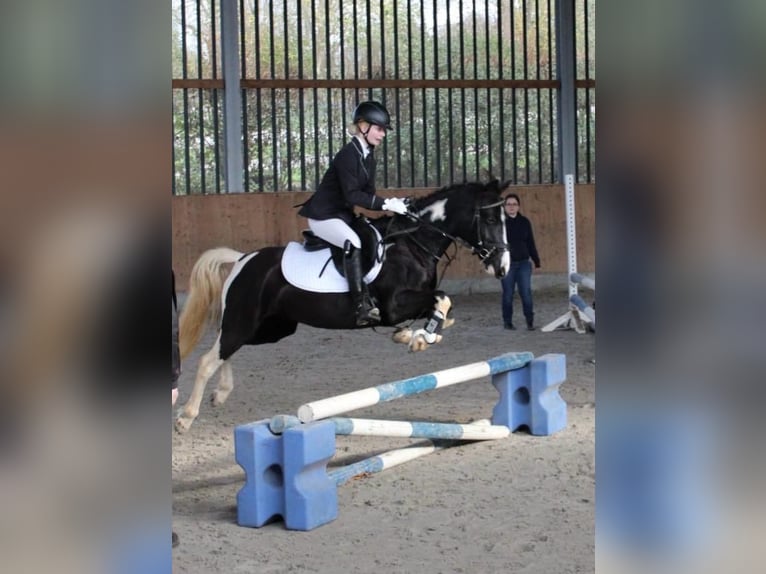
[383,197,508,265]
[467,198,507,263]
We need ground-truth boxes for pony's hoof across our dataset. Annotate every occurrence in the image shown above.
[174,416,193,434]
[392,328,413,344]
[408,329,442,352]
[408,331,431,352]
[409,336,428,352]
[211,390,230,406]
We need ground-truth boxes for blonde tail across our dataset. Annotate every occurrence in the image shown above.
[178,247,243,359]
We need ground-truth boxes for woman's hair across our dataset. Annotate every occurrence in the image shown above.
[504,193,521,206]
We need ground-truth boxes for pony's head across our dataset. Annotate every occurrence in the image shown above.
[410,179,511,278]
[471,179,511,278]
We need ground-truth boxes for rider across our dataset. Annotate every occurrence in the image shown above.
[298,100,410,327]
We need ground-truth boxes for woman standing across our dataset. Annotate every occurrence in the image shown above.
[501,193,541,330]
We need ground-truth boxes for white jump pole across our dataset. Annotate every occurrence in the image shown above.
[569,273,596,329]
[327,420,494,486]
[268,415,508,440]
[330,417,510,440]
[297,352,534,423]
[267,415,499,486]
[328,440,444,486]
[570,272,595,291]
[570,294,596,327]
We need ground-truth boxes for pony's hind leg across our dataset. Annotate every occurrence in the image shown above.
[211,361,234,406]
[175,335,224,433]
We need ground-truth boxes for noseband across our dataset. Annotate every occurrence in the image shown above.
[467,199,507,263]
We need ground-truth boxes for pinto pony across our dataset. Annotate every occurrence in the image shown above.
[176,179,511,432]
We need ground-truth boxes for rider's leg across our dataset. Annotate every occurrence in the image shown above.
[307,218,360,249]
[344,240,380,326]
[307,218,380,326]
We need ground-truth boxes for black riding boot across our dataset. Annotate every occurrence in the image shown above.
[344,241,380,326]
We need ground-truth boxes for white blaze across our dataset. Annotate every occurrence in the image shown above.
[500,205,510,274]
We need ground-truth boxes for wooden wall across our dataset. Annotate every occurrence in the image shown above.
[172,184,595,290]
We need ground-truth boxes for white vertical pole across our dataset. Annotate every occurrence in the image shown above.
[565,173,578,299]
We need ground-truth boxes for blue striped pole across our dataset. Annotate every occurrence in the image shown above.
[268,414,507,440]
[297,351,534,423]
[330,417,508,440]
[570,272,595,291]
[327,440,445,486]
[570,294,596,327]
[327,419,497,485]
[268,416,501,487]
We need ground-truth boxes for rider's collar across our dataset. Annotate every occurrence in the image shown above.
[353,134,371,158]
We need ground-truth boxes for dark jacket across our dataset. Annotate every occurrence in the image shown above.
[298,138,386,224]
[505,214,541,267]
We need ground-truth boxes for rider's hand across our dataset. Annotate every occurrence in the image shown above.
[382,197,409,215]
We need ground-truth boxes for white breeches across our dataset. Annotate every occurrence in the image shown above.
[307,218,361,249]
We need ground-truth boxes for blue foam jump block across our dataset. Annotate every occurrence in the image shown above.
[235,419,338,531]
[491,353,567,435]
[283,421,338,530]
[235,420,286,528]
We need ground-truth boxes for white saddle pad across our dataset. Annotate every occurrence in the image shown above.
[281,238,384,293]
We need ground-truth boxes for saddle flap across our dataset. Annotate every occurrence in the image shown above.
[283,222,384,293]
[301,219,382,278]
[301,230,332,252]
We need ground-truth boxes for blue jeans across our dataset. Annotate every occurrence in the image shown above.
[501,260,534,326]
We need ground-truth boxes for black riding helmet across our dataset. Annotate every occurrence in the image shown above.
[352,101,393,131]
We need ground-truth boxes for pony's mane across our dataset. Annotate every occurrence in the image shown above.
[410,180,493,211]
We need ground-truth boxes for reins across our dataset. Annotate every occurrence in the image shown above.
[381,197,506,263]
[378,196,505,288]
[382,215,449,261]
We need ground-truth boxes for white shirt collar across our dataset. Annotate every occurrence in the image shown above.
[354,134,371,158]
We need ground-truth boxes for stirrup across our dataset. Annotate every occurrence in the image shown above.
[355,303,381,326]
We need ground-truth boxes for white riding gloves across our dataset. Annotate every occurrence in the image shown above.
[381,197,409,215]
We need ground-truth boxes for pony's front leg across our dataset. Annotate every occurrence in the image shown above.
[175,336,224,433]
[408,293,454,352]
[432,290,455,329]
[395,294,455,346]
[392,327,414,345]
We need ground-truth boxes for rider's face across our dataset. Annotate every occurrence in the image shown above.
[363,123,387,147]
